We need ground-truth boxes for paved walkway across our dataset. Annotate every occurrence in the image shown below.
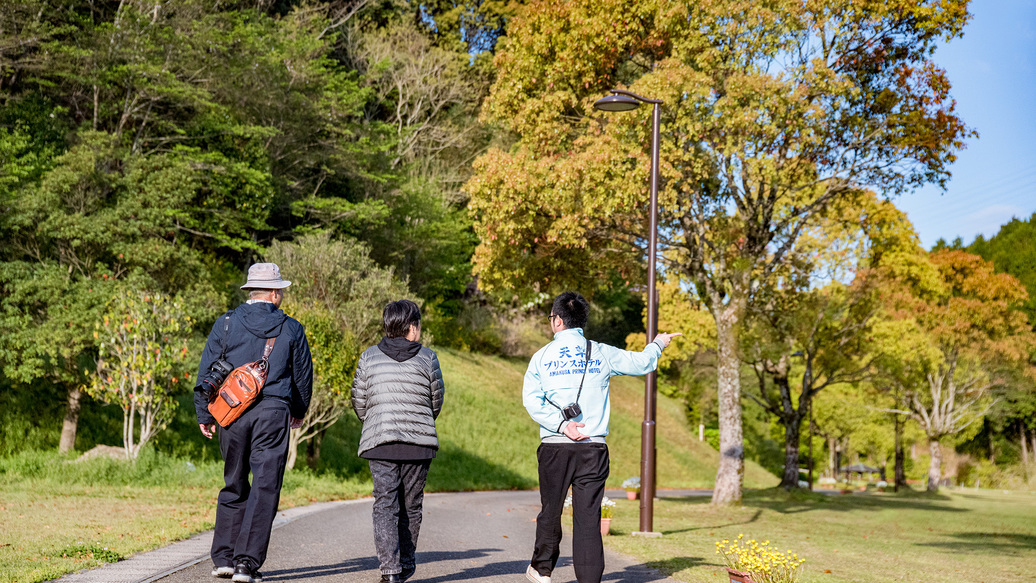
[53,491,683,583]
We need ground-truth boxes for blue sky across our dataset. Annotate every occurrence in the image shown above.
[894,1,1036,248]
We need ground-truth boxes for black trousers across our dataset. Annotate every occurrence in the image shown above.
[212,397,291,571]
[368,459,432,575]
[532,442,609,583]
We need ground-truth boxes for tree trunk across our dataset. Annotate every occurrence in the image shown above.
[1021,422,1029,465]
[306,430,325,470]
[1030,429,1035,464]
[59,386,82,453]
[286,428,299,470]
[927,439,942,493]
[780,411,802,489]
[894,414,907,492]
[828,436,837,478]
[711,309,744,505]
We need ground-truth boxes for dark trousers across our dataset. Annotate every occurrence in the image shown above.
[532,442,609,583]
[368,459,432,575]
[212,397,291,571]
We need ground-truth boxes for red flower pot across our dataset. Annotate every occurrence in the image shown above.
[726,568,758,583]
[626,491,637,500]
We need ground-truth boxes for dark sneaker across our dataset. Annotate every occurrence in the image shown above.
[212,566,234,578]
[401,564,415,582]
[380,574,402,583]
[232,563,263,583]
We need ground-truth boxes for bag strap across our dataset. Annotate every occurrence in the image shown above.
[544,338,593,411]
[261,337,276,360]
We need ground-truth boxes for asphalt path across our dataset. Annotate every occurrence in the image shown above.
[113,491,682,583]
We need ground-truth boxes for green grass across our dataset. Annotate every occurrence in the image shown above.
[603,488,1036,583]
[0,451,368,583]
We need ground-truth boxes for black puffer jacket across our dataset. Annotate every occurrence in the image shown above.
[194,302,313,424]
[351,339,445,456]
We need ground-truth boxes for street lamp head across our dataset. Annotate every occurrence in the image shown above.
[593,94,641,112]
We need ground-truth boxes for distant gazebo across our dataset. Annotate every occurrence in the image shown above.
[840,463,882,482]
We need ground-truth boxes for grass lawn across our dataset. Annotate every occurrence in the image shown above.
[604,488,1036,583]
[0,464,369,583]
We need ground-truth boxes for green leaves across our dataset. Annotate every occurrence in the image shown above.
[88,286,192,459]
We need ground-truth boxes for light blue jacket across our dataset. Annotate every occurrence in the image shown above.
[523,328,663,440]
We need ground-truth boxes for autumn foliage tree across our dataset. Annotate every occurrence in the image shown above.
[879,250,1034,492]
[741,193,921,489]
[466,0,972,503]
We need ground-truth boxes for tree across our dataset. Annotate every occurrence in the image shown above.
[0,2,382,451]
[264,231,412,469]
[467,0,972,503]
[341,17,489,309]
[967,212,1036,327]
[741,193,922,489]
[880,250,1034,492]
[966,213,1036,464]
[89,288,193,459]
[412,0,522,55]
[0,130,229,451]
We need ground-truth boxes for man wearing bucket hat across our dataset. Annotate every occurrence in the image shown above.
[195,263,313,583]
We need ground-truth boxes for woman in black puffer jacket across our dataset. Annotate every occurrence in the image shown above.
[351,299,444,583]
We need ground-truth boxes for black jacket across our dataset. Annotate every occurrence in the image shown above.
[194,302,313,424]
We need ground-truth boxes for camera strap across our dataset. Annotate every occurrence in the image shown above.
[573,339,592,405]
[544,339,593,411]
[216,310,234,360]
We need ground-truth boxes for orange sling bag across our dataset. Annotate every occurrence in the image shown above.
[208,337,276,427]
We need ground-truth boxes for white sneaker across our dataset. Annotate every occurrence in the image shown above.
[526,564,551,583]
[212,566,234,578]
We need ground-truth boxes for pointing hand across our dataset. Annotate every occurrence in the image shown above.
[652,332,683,348]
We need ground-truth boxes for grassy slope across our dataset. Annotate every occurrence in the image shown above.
[429,348,778,490]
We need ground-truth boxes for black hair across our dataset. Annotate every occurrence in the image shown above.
[551,291,590,329]
[383,299,422,338]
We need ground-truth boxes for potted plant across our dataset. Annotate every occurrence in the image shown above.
[622,476,641,500]
[715,534,806,583]
[600,497,615,536]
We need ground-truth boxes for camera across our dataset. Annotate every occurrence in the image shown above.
[199,357,235,399]
[562,403,582,420]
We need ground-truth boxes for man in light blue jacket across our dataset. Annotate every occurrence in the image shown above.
[523,291,680,583]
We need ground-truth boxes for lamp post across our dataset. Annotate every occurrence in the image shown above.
[593,89,663,536]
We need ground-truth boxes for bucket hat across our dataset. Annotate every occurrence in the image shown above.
[240,263,292,289]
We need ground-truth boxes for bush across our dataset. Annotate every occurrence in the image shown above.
[957,458,1036,490]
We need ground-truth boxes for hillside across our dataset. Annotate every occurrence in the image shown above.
[315,348,779,491]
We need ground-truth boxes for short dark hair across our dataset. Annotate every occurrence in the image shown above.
[383,299,421,338]
[552,291,590,329]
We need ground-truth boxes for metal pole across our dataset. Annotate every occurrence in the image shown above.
[639,101,662,535]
